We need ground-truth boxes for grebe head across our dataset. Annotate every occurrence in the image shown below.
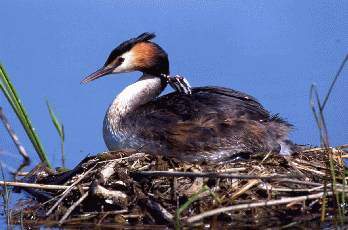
[81,32,169,84]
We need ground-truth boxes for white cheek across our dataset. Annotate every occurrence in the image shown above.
[113,62,132,73]
[112,51,136,74]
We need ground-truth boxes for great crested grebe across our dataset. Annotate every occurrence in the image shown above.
[81,32,297,164]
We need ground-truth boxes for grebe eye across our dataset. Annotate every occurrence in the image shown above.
[116,57,125,66]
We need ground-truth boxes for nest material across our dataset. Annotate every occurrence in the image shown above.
[9,144,348,228]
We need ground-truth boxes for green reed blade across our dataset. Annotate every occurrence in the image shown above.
[0,62,52,169]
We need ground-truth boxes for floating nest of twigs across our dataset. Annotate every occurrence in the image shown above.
[9,144,348,229]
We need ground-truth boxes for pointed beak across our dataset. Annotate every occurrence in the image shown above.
[81,66,115,84]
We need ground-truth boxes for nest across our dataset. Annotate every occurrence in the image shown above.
[9,144,348,228]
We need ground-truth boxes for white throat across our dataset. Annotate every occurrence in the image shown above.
[103,73,165,151]
[105,73,164,122]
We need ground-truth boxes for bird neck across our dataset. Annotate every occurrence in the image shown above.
[107,73,166,118]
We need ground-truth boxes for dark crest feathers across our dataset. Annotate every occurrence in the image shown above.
[104,32,156,67]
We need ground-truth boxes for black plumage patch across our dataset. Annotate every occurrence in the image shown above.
[104,32,156,67]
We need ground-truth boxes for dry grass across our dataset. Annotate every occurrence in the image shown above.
[8,144,348,228]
